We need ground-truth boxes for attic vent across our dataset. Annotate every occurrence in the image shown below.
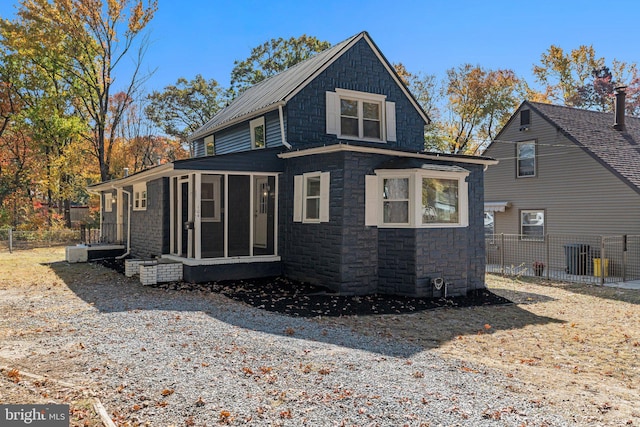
[519,110,530,131]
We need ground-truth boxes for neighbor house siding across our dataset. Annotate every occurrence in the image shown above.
[484,107,640,236]
[286,38,425,150]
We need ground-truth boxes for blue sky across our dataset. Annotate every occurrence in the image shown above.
[1,0,639,95]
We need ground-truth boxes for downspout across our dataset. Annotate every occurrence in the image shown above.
[278,104,292,149]
[114,185,132,259]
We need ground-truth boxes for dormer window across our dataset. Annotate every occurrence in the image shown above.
[204,135,215,156]
[326,89,396,142]
[250,117,265,149]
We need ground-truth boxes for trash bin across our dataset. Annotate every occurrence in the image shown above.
[593,258,609,277]
[564,244,590,275]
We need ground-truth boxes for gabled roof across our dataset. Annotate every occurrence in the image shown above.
[526,101,640,193]
[490,101,640,194]
[188,31,429,142]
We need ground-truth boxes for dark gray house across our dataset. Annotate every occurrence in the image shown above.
[89,31,496,297]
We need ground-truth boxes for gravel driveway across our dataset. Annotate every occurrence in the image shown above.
[1,255,572,426]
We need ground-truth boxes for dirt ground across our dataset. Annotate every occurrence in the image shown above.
[1,247,639,426]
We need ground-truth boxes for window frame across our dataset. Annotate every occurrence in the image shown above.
[250,117,266,149]
[381,176,411,226]
[303,173,322,223]
[336,89,386,142]
[104,192,113,212]
[373,169,469,229]
[133,183,147,211]
[201,174,222,223]
[517,140,536,178]
[520,209,545,240]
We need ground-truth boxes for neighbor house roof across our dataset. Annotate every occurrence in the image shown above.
[524,101,640,192]
[188,31,430,142]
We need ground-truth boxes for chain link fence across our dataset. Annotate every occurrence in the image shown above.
[486,234,640,285]
[0,226,102,252]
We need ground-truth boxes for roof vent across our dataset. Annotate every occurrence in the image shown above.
[123,167,129,178]
[613,86,626,131]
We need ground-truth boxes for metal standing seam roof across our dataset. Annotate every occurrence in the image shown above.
[188,33,363,142]
[527,101,640,192]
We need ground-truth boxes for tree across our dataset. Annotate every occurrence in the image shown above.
[229,35,331,96]
[394,63,448,152]
[113,96,188,174]
[534,45,640,115]
[442,64,525,154]
[145,75,226,146]
[2,0,158,181]
[533,45,604,105]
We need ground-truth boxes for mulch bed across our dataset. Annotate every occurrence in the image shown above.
[97,258,511,318]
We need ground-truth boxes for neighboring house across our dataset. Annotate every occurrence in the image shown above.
[484,88,640,280]
[483,89,640,277]
[89,31,496,297]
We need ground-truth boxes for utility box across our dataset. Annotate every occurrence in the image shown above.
[564,244,590,275]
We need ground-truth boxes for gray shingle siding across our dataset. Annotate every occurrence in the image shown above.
[129,177,169,258]
[286,38,425,151]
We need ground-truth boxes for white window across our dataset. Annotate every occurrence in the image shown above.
[104,192,113,212]
[326,89,396,142]
[382,177,410,224]
[201,174,222,222]
[521,210,544,240]
[517,141,536,177]
[133,183,147,211]
[204,135,215,156]
[250,117,265,149]
[293,172,330,223]
[367,168,469,228]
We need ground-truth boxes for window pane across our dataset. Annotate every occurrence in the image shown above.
[202,200,216,218]
[521,210,544,239]
[383,178,408,199]
[201,182,213,199]
[484,211,494,235]
[340,99,358,117]
[254,125,265,148]
[522,211,544,226]
[518,158,535,176]
[422,178,459,223]
[383,201,408,223]
[363,119,381,139]
[341,117,358,136]
[306,198,320,220]
[306,176,320,197]
[363,102,379,120]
